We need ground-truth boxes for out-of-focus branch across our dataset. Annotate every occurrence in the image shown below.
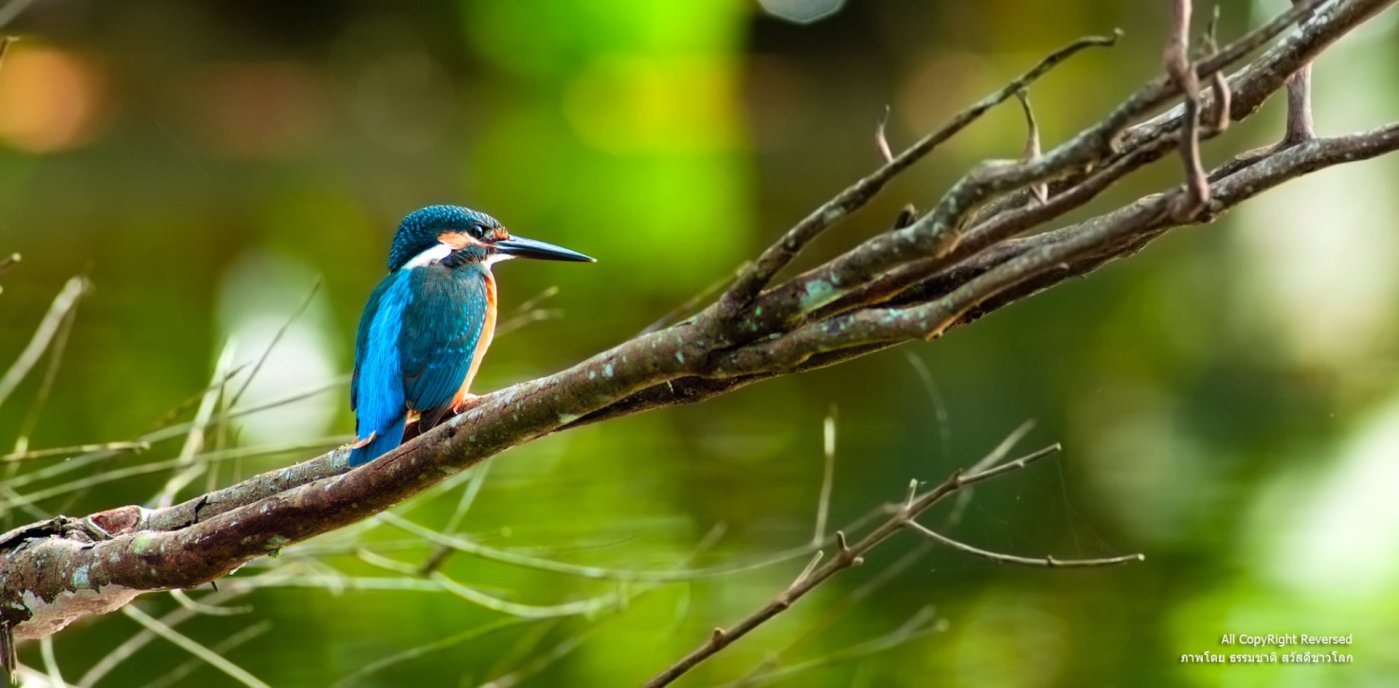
[1,0,1395,657]
[0,277,88,411]
[642,441,1143,687]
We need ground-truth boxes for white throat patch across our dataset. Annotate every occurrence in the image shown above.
[403,243,452,269]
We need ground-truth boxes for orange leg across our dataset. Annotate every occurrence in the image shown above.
[451,393,482,413]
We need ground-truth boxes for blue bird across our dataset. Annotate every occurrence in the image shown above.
[349,205,594,467]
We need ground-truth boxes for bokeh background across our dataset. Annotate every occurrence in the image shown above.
[2,0,1398,686]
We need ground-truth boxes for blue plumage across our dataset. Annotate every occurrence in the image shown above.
[348,205,594,468]
[349,271,412,467]
[400,264,491,426]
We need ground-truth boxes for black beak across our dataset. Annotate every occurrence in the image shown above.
[494,235,595,263]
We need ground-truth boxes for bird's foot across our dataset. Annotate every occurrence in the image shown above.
[452,394,483,414]
[347,431,378,449]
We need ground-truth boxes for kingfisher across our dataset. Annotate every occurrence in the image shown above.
[348,204,594,467]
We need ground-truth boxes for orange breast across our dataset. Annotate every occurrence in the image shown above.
[452,271,497,409]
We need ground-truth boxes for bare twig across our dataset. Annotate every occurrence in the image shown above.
[10,288,82,458]
[1014,90,1048,204]
[905,521,1143,567]
[384,511,830,583]
[0,277,89,411]
[643,436,1141,687]
[428,570,627,619]
[812,407,837,544]
[476,620,605,688]
[77,587,257,687]
[724,607,945,688]
[0,623,13,686]
[329,618,529,688]
[496,286,561,337]
[875,105,895,164]
[145,621,272,688]
[1283,0,1318,144]
[1203,6,1232,132]
[1164,0,1211,220]
[167,589,252,617]
[639,263,749,336]
[417,463,493,575]
[121,606,269,688]
[153,343,239,507]
[728,543,934,688]
[2,441,149,464]
[38,636,64,688]
[227,280,321,410]
[712,32,1120,318]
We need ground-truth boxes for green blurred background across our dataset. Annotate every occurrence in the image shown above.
[2,0,1397,686]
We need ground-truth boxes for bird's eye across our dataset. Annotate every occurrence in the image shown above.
[466,223,488,239]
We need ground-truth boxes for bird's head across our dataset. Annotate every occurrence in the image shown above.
[387,204,594,272]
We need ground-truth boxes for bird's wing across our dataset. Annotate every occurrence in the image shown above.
[350,270,412,441]
[351,275,396,412]
[398,264,490,428]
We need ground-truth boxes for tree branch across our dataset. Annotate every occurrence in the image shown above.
[2,0,1396,655]
[642,441,1142,687]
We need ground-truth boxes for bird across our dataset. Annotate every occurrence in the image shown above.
[348,204,594,467]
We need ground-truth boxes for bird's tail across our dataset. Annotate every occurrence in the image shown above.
[348,414,407,467]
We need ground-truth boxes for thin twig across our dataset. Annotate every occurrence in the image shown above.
[38,636,65,688]
[1203,5,1232,132]
[383,511,827,583]
[724,607,946,688]
[167,589,252,616]
[0,622,14,686]
[640,263,751,336]
[11,292,82,458]
[153,343,239,507]
[729,543,934,688]
[476,620,605,688]
[495,286,561,337]
[228,280,321,410]
[1014,90,1048,204]
[1,441,149,463]
[78,587,257,687]
[712,32,1120,316]
[329,618,530,688]
[644,435,1140,687]
[144,621,272,688]
[430,570,626,619]
[0,277,89,410]
[1283,0,1317,145]
[121,605,270,688]
[812,407,837,545]
[417,463,493,575]
[875,105,895,164]
[905,521,1143,567]
[1165,0,1211,221]
[1,437,347,514]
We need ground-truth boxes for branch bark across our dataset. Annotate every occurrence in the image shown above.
[3,0,1396,649]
